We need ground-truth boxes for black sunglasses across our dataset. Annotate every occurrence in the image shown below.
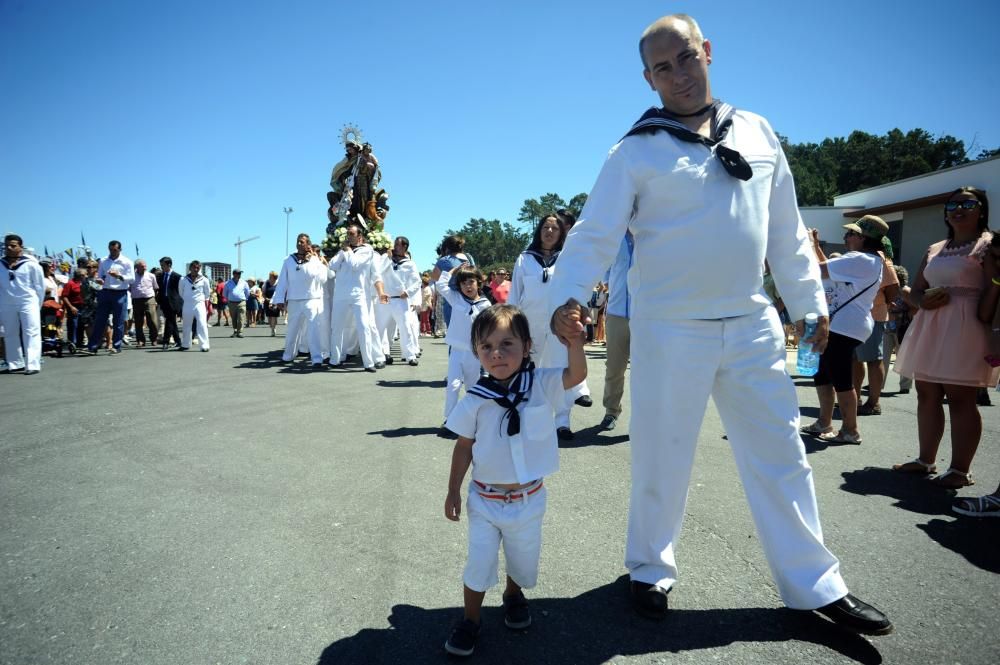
[945,200,981,212]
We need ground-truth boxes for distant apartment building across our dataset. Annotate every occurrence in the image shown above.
[201,262,232,283]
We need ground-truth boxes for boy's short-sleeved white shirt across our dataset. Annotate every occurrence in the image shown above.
[446,367,570,485]
[824,251,883,343]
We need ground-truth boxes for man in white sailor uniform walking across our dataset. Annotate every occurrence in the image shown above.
[178,259,213,351]
[375,236,422,366]
[549,14,892,635]
[271,233,329,366]
[328,223,383,372]
[0,234,46,374]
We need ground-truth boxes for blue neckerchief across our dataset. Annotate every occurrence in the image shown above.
[468,360,535,436]
[623,101,752,181]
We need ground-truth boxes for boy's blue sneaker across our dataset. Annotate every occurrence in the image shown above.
[444,618,480,657]
[503,591,531,629]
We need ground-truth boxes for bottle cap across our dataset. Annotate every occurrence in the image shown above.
[805,313,818,323]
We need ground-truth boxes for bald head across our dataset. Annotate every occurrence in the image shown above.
[639,14,704,69]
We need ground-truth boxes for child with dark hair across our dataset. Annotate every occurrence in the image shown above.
[436,265,491,426]
[442,304,586,656]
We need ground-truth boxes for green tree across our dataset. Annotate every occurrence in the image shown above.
[516,192,589,229]
[444,218,530,267]
[782,128,973,206]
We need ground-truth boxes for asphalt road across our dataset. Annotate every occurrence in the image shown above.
[1,324,998,665]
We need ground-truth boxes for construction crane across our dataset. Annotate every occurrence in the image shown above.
[234,235,260,272]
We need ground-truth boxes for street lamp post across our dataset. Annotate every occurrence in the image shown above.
[283,206,294,256]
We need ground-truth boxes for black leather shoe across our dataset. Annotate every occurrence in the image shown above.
[630,581,669,620]
[364,366,377,373]
[384,356,394,365]
[814,594,893,635]
[374,361,386,369]
[556,427,575,441]
[599,415,617,431]
[574,395,593,407]
[408,359,419,366]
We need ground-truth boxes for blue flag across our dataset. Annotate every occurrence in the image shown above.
[81,232,87,246]
[135,242,140,257]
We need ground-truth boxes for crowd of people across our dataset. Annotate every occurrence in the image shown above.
[4,12,1000,659]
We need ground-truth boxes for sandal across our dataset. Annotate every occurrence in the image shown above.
[857,403,881,416]
[818,430,862,445]
[892,458,937,475]
[929,468,974,489]
[952,494,1000,518]
[801,421,834,435]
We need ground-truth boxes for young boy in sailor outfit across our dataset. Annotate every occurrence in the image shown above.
[435,265,491,424]
[442,304,586,657]
[178,260,212,351]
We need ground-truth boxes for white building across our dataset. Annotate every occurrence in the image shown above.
[801,155,999,278]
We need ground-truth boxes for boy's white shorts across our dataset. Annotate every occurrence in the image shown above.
[463,481,547,593]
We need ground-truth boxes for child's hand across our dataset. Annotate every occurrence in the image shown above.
[444,491,462,521]
[550,298,589,345]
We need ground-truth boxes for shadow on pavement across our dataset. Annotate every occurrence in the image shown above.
[367,426,443,439]
[376,379,447,389]
[558,424,629,449]
[232,349,288,370]
[917,517,1000,574]
[839,467,956,516]
[316,576,882,665]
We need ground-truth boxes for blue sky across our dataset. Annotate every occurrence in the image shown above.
[3,0,999,276]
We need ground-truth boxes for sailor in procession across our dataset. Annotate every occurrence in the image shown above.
[0,234,46,374]
[328,222,384,372]
[179,259,213,352]
[271,233,329,366]
[374,236,421,365]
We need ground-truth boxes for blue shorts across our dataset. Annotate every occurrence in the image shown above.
[854,321,886,362]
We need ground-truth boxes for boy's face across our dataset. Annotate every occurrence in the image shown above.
[475,321,531,382]
[459,277,479,299]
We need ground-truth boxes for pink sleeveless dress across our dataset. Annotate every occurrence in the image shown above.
[894,233,998,387]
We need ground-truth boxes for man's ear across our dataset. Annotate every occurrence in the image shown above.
[703,39,712,65]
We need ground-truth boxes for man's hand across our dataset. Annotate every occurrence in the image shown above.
[444,491,462,521]
[379,293,390,305]
[272,302,284,312]
[797,315,830,354]
[550,298,590,344]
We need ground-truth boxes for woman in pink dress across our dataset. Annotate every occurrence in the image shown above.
[893,187,996,488]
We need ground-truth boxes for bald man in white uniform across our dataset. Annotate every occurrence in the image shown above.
[549,14,892,635]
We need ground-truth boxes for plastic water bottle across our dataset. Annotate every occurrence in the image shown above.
[796,313,820,376]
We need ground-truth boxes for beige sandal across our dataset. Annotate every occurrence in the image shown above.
[930,468,974,489]
[801,421,834,435]
[892,458,937,475]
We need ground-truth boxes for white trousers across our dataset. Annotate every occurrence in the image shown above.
[464,482,547,592]
[376,299,419,360]
[1,306,42,371]
[181,303,210,350]
[626,307,847,609]
[534,330,590,428]
[445,346,483,419]
[330,298,376,368]
[284,299,324,363]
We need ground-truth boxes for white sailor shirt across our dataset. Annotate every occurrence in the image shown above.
[380,256,421,300]
[549,109,827,323]
[445,367,568,485]
[272,254,328,305]
[436,273,491,352]
[179,274,212,306]
[0,255,45,308]
[329,244,378,303]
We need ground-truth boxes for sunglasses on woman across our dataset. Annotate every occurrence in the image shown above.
[944,200,981,212]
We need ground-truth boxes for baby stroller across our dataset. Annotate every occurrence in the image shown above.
[41,298,66,357]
